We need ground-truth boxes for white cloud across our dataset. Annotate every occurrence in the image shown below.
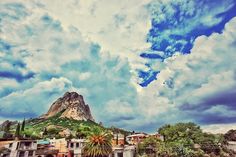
[0,1,138,127]
[204,105,236,118]
[0,0,236,132]
[155,17,236,106]
[202,123,236,134]
[39,0,151,54]
[36,0,153,79]
[103,99,136,122]
[0,77,74,118]
[127,17,236,131]
[78,72,91,81]
[0,78,19,89]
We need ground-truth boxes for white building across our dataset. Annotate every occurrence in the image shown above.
[126,133,147,145]
[3,140,37,157]
[67,139,86,157]
[111,145,136,157]
[227,141,236,151]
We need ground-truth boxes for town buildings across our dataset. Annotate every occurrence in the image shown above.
[111,145,136,157]
[0,137,136,157]
[0,132,163,157]
[67,139,85,157]
[126,133,148,145]
[2,140,37,157]
[112,133,125,146]
[126,132,163,145]
[227,141,236,152]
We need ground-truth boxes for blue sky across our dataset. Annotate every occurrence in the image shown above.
[0,0,236,133]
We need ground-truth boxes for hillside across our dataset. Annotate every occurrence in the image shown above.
[21,110,100,139]
[0,92,130,139]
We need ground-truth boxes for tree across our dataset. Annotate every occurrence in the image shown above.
[47,127,59,135]
[137,136,161,156]
[157,122,225,156]
[224,129,236,141]
[2,121,12,138]
[21,119,25,132]
[43,127,48,136]
[158,122,201,144]
[3,121,11,133]
[83,127,113,157]
[15,123,21,138]
[77,125,92,138]
[195,133,222,155]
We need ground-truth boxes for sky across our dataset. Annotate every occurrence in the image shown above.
[0,0,236,133]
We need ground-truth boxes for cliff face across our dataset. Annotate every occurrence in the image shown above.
[42,92,94,121]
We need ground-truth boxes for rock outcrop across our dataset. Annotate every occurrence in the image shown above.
[42,92,94,121]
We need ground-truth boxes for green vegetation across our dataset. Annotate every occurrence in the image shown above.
[21,119,25,132]
[23,111,101,139]
[109,126,131,135]
[0,110,130,140]
[83,127,113,157]
[15,123,20,138]
[1,116,235,157]
[3,122,11,133]
[137,122,234,157]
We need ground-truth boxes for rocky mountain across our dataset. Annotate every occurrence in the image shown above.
[41,92,94,121]
[0,92,131,139]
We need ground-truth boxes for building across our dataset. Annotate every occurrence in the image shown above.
[1,137,138,157]
[0,140,14,149]
[3,140,37,157]
[126,133,147,145]
[148,133,164,141]
[0,146,11,157]
[112,133,125,146]
[49,138,68,157]
[48,138,87,157]
[111,145,136,157]
[35,139,58,157]
[67,139,86,157]
[227,141,236,152]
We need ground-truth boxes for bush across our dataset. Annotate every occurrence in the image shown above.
[47,127,60,135]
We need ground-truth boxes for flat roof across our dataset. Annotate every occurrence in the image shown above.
[127,134,147,137]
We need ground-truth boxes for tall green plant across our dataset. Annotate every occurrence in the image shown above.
[21,119,25,132]
[3,122,11,133]
[15,123,21,137]
[83,127,112,157]
[157,122,225,156]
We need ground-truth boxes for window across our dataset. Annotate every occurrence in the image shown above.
[76,143,79,148]
[9,143,13,148]
[28,151,34,156]
[117,152,123,157]
[25,142,31,146]
[19,151,25,157]
[70,143,74,148]
[16,142,19,149]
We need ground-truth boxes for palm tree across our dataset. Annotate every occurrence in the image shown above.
[83,127,113,157]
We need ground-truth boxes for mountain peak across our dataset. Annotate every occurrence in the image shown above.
[42,92,94,121]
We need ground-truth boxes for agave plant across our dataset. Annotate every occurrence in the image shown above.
[83,127,113,157]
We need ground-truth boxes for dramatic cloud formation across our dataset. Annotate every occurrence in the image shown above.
[0,0,236,133]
